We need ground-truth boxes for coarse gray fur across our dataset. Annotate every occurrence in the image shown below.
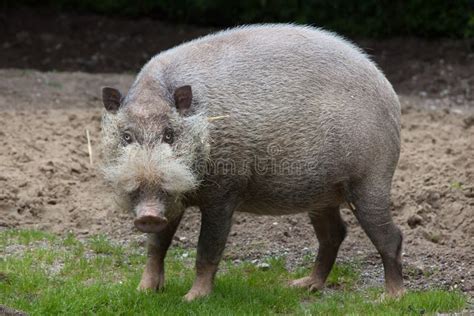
[101,24,403,299]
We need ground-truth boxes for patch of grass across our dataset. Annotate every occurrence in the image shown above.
[45,80,63,89]
[88,234,123,256]
[0,229,468,315]
[305,288,467,315]
[326,261,360,289]
[19,69,33,77]
[450,181,464,190]
[300,252,315,265]
[0,229,57,246]
[62,232,80,247]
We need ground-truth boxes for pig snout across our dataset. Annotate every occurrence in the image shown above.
[134,203,168,233]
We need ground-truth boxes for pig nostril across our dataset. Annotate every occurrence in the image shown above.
[134,215,168,233]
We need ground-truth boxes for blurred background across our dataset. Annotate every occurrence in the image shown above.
[3,0,474,38]
[1,0,473,101]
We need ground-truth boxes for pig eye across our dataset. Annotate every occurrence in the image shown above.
[122,131,134,145]
[163,128,174,145]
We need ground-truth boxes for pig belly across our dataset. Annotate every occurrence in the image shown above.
[236,202,309,215]
[236,193,342,216]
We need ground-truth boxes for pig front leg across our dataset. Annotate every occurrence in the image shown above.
[184,203,235,301]
[138,212,184,291]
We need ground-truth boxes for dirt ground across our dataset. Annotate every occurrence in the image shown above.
[0,8,473,296]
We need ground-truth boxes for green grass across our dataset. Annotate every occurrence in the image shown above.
[0,229,468,315]
[450,181,464,190]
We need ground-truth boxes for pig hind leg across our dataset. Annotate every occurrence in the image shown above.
[347,177,404,297]
[290,206,347,291]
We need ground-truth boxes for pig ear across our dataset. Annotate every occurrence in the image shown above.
[102,87,122,113]
[174,85,192,115]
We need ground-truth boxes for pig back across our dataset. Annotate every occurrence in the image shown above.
[147,24,401,189]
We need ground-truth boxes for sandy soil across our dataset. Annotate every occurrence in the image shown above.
[0,69,473,295]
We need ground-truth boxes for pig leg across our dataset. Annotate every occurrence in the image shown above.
[138,212,184,291]
[184,204,235,301]
[290,207,347,291]
[349,178,404,297]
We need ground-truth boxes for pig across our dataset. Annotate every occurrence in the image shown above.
[101,24,403,301]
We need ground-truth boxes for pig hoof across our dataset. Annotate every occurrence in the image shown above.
[377,288,405,303]
[183,288,211,302]
[137,274,164,292]
[386,287,406,299]
[289,276,324,292]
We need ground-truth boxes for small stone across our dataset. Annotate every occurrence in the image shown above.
[413,264,424,276]
[288,218,298,225]
[77,229,89,235]
[422,230,441,244]
[463,115,474,129]
[18,153,32,163]
[426,191,441,209]
[256,262,271,270]
[70,162,83,174]
[407,214,423,228]
[0,305,28,316]
[464,188,474,198]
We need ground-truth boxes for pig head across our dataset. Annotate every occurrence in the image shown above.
[100,82,209,233]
